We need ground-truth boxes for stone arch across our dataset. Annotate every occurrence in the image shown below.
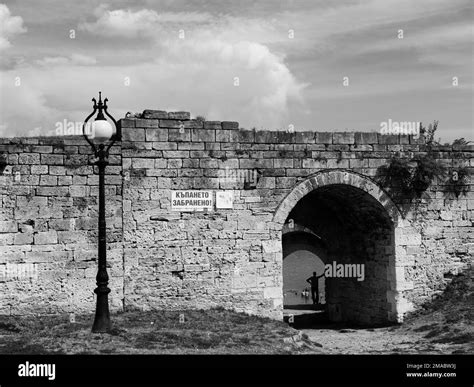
[273,169,402,226]
[271,169,418,324]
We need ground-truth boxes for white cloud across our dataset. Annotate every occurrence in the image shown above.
[1,1,470,141]
[79,6,212,38]
[0,4,27,51]
[0,6,306,136]
[36,54,97,67]
[0,70,60,137]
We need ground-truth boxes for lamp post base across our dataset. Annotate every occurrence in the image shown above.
[92,287,111,333]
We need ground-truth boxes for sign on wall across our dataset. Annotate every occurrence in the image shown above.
[216,191,234,209]
[171,190,213,211]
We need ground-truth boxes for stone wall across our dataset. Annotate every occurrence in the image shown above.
[1,109,472,323]
[0,138,123,315]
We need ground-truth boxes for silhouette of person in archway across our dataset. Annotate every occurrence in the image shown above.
[306,271,324,305]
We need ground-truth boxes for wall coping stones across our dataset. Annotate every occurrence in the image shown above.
[113,113,474,150]
[142,110,168,119]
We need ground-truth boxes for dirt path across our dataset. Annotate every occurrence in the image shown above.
[301,326,462,354]
[284,300,473,355]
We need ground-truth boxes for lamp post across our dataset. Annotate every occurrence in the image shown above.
[82,91,119,333]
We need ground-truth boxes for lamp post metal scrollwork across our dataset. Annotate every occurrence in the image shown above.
[82,91,120,333]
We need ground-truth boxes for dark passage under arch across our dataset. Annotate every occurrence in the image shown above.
[282,184,395,325]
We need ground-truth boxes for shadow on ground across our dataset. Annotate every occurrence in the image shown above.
[283,304,393,330]
[0,307,323,354]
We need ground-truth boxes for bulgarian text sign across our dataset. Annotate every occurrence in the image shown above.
[171,190,213,211]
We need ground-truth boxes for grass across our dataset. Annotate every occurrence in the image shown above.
[399,266,473,353]
[0,307,321,354]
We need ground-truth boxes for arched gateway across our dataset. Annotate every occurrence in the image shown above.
[273,170,418,324]
[4,111,470,322]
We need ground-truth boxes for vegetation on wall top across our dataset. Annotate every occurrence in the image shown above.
[376,121,471,202]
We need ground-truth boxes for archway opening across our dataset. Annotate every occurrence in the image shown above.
[282,183,395,326]
[283,232,327,307]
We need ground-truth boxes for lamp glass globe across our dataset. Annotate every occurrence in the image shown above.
[92,120,114,141]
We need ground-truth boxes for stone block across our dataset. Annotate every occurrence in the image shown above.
[69,185,86,197]
[302,159,326,168]
[168,112,190,120]
[122,128,145,142]
[31,165,48,174]
[236,130,255,143]
[36,186,69,196]
[351,144,373,151]
[274,159,293,168]
[177,143,205,151]
[14,233,34,245]
[378,134,399,144]
[135,118,159,128]
[49,166,66,175]
[169,128,191,142]
[19,153,40,164]
[262,240,281,253]
[276,177,297,188]
[355,132,378,144]
[333,132,355,144]
[369,159,389,168]
[200,159,218,169]
[327,159,349,168]
[34,231,58,245]
[0,221,17,233]
[40,154,64,165]
[151,142,177,151]
[315,132,333,144]
[145,128,168,142]
[255,131,277,143]
[222,121,239,130]
[232,274,257,289]
[131,158,155,169]
[168,159,183,169]
[39,175,58,186]
[159,119,182,129]
[119,118,136,128]
[180,120,202,129]
[142,110,168,119]
[294,131,316,143]
[31,146,53,153]
[49,219,73,231]
[191,129,215,142]
[239,159,273,169]
[349,159,368,168]
[395,228,421,245]
[275,132,295,143]
[203,121,221,130]
[258,177,276,188]
[163,150,189,158]
[216,130,232,142]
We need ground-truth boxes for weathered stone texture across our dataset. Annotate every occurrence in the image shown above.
[1,111,472,324]
[0,137,123,315]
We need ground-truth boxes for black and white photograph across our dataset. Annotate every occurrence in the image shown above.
[0,0,472,385]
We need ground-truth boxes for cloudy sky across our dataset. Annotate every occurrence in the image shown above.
[0,0,472,141]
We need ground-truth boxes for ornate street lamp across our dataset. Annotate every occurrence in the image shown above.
[82,91,119,333]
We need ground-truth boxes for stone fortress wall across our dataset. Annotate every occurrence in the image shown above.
[1,109,472,324]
